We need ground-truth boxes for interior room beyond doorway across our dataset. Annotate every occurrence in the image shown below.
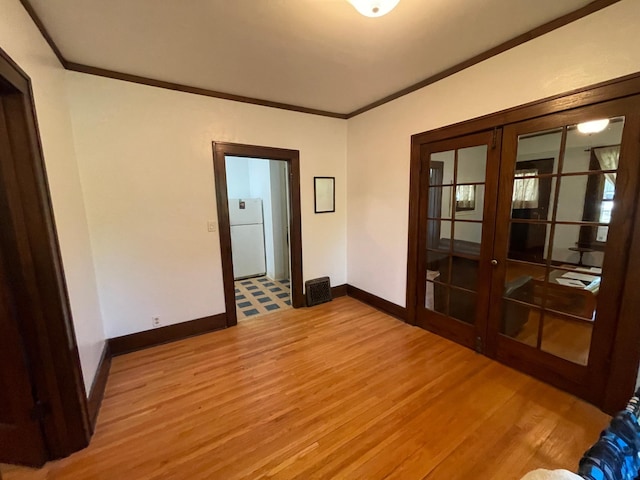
[225,156,291,320]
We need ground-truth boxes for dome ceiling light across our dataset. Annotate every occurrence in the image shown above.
[577,119,610,134]
[347,0,400,18]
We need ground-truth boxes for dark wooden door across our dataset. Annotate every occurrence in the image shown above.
[0,215,47,467]
[487,96,640,405]
[0,51,95,464]
[0,248,48,465]
[416,130,501,351]
[0,90,49,466]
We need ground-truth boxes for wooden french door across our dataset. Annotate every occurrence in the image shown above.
[415,96,640,406]
[415,130,502,351]
[487,96,640,405]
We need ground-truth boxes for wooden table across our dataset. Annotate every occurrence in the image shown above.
[533,268,599,320]
[568,246,595,267]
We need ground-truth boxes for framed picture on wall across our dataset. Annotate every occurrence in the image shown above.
[314,177,335,213]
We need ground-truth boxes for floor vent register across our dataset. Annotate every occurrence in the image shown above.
[305,277,332,307]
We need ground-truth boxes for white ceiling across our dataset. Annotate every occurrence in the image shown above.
[29,0,597,115]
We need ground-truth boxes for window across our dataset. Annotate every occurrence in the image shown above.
[455,185,476,211]
[596,177,615,242]
[512,169,539,209]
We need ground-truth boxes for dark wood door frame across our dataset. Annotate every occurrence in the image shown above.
[0,47,90,465]
[212,142,304,326]
[407,71,640,414]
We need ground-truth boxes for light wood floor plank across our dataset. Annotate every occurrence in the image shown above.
[1,297,609,479]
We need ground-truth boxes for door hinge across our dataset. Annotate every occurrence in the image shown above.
[491,128,498,150]
[30,400,50,422]
[475,336,484,354]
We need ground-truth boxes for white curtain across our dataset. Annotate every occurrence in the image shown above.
[512,169,539,209]
[455,185,475,210]
[593,146,619,186]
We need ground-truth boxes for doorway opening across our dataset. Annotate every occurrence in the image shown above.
[225,156,292,320]
[212,142,304,327]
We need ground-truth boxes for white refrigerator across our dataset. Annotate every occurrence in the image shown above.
[229,198,266,279]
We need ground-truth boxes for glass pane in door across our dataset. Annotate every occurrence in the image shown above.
[501,301,541,348]
[508,135,559,265]
[500,115,624,366]
[501,261,545,345]
[453,222,483,253]
[451,256,480,291]
[457,145,487,183]
[450,289,477,324]
[428,186,454,219]
[540,313,593,365]
[425,146,487,327]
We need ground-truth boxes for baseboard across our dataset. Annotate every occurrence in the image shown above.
[331,284,348,298]
[346,284,408,321]
[87,342,112,432]
[109,313,227,356]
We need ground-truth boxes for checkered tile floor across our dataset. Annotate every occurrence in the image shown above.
[235,276,291,320]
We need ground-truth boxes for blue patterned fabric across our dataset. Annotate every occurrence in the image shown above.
[578,389,640,480]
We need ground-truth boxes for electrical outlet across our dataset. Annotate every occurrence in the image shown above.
[207,221,217,233]
[152,316,161,328]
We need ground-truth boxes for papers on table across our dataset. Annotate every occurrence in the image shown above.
[556,278,589,288]
[553,269,601,289]
[561,271,599,282]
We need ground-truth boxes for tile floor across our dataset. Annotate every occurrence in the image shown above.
[234,276,291,320]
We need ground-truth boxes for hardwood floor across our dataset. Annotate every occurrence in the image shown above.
[1,297,609,479]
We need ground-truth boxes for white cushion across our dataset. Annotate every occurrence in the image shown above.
[520,469,583,480]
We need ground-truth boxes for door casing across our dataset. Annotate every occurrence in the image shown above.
[212,142,304,326]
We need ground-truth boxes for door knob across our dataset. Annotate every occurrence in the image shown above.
[491,259,498,266]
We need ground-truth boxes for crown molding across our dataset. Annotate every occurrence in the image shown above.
[64,62,349,119]
[19,0,621,119]
[19,0,68,68]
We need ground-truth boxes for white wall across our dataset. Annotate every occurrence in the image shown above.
[66,74,347,338]
[225,157,251,198]
[0,0,105,391]
[347,0,640,307]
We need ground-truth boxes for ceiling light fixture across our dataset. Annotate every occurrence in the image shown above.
[577,119,610,134]
[348,0,400,17]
